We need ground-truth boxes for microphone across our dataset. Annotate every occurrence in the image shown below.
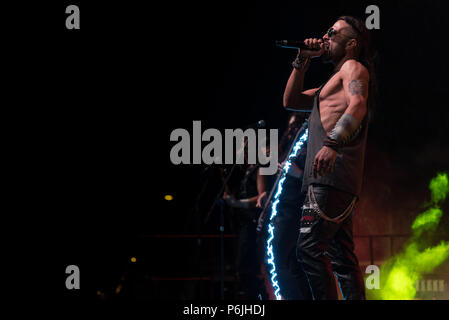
[246,120,266,129]
[256,119,266,128]
[275,40,322,51]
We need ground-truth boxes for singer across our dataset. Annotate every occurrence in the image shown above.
[283,16,374,300]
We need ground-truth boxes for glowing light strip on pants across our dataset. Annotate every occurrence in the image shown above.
[266,129,308,300]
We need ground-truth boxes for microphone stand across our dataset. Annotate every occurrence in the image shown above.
[204,139,250,300]
[191,167,212,299]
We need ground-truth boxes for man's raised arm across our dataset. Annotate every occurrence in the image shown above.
[283,66,318,111]
[283,38,326,111]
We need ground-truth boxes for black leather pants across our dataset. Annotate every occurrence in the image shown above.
[272,175,312,300]
[296,184,365,300]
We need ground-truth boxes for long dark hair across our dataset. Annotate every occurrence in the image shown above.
[337,15,377,121]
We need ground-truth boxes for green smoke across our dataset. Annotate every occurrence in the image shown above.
[429,173,449,204]
[378,242,449,300]
[411,207,442,236]
[371,172,449,300]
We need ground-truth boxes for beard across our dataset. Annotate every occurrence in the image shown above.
[321,49,333,63]
[321,43,346,64]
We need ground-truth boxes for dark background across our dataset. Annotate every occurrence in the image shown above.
[16,0,449,301]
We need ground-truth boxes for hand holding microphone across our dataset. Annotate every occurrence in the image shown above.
[276,38,326,58]
[301,38,326,57]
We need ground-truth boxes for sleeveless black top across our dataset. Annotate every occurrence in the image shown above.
[302,74,368,197]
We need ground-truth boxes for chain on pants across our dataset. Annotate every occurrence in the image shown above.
[296,184,366,300]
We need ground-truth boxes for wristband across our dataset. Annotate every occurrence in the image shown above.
[292,54,310,70]
[329,113,362,147]
[323,136,339,153]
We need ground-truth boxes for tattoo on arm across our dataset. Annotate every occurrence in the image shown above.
[329,113,362,146]
[348,80,365,96]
